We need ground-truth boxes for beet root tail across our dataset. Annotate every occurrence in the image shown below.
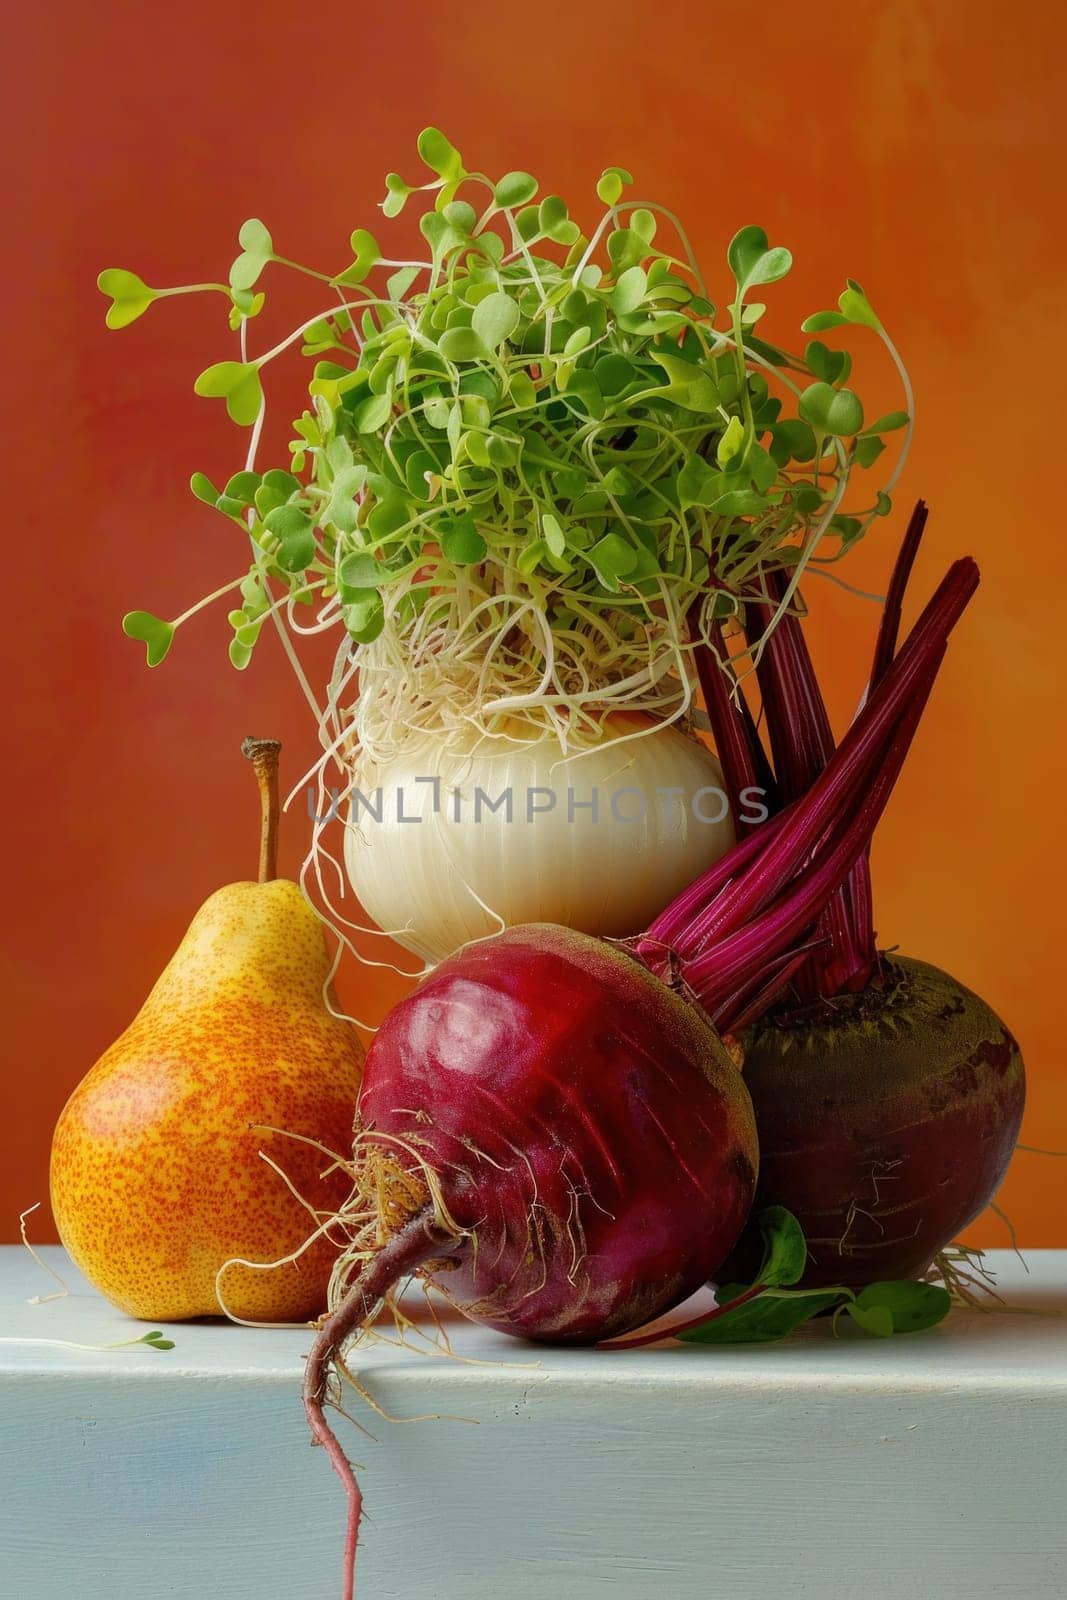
[302,1209,451,1600]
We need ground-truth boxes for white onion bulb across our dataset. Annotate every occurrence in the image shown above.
[342,713,736,964]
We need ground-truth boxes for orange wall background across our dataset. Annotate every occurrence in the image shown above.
[4,0,1065,1246]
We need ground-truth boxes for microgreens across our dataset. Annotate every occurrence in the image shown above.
[100,129,912,755]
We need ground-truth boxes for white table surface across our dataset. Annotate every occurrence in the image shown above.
[2,1246,1065,1599]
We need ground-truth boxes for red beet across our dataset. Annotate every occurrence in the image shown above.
[356,924,757,1343]
[730,957,1025,1285]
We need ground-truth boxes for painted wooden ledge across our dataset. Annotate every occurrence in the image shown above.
[1,1246,1065,1599]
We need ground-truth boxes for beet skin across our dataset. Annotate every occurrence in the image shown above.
[731,955,1024,1287]
[359,924,758,1343]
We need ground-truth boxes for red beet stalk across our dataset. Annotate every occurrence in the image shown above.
[643,550,976,1027]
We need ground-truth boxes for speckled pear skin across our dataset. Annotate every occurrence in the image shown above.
[50,880,362,1323]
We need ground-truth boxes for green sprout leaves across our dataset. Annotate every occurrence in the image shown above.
[803,279,884,335]
[105,126,912,694]
[194,361,264,426]
[333,228,381,288]
[596,166,634,205]
[799,381,865,437]
[122,610,174,666]
[678,1209,952,1347]
[230,219,274,292]
[471,291,520,349]
[494,170,538,208]
[417,126,465,182]
[97,269,158,329]
[728,225,793,295]
[839,1280,951,1337]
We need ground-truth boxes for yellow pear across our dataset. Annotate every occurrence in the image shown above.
[50,740,363,1323]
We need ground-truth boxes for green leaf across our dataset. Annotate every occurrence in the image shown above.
[515,205,541,243]
[471,292,520,349]
[629,208,657,244]
[676,455,718,508]
[769,418,818,466]
[442,199,476,234]
[386,265,420,301]
[229,220,274,293]
[801,310,849,333]
[716,414,745,468]
[563,326,592,357]
[607,227,644,276]
[854,434,886,469]
[542,512,567,558]
[338,552,379,588]
[382,172,412,218]
[538,195,575,242]
[417,126,464,181]
[230,253,265,293]
[596,166,633,205]
[712,489,766,517]
[799,381,864,437]
[240,573,269,616]
[353,391,393,433]
[752,1205,809,1288]
[342,591,385,642]
[190,471,220,507]
[263,505,315,571]
[589,531,638,588]
[508,371,538,410]
[843,1301,895,1337]
[494,170,538,207]
[97,268,157,329]
[333,228,382,287]
[805,339,850,385]
[851,1280,952,1335]
[263,467,303,498]
[238,218,272,255]
[648,351,720,413]
[612,265,647,314]
[137,1331,176,1350]
[727,226,793,293]
[193,361,264,426]
[679,1288,843,1345]
[223,470,261,504]
[439,327,491,363]
[562,369,605,419]
[838,278,883,331]
[439,513,487,564]
[123,610,173,667]
[863,410,909,434]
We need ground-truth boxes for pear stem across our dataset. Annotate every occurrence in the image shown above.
[241,737,281,883]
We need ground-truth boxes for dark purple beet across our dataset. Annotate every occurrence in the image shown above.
[726,956,1024,1286]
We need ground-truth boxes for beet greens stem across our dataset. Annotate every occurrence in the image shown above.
[645,557,979,1019]
[870,500,929,690]
[689,681,934,1023]
[748,571,874,997]
[687,603,774,832]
